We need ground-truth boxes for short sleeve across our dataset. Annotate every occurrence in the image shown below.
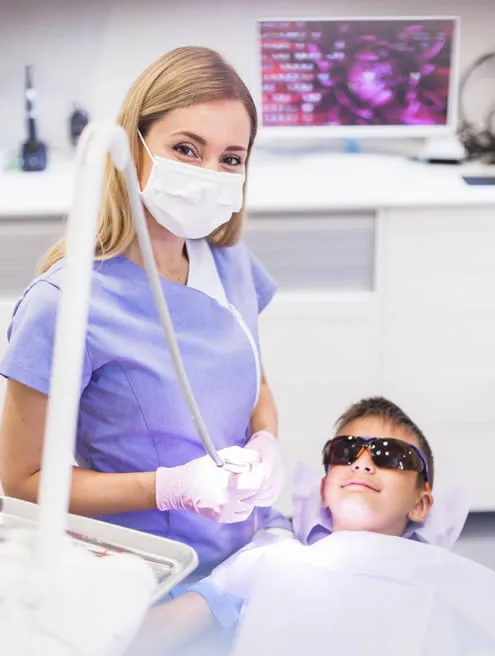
[248,250,278,314]
[188,578,244,629]
[257,506,292,533]
[0,280,92,396]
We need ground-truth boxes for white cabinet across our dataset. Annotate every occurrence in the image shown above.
[379,208,495,315]
[0,217,64,294]
[260,292,380,514]
[256,206,495,514]
[378,207,495,510]
[245,213,375,291]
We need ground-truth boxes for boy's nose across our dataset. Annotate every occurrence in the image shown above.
[351,448,376,473]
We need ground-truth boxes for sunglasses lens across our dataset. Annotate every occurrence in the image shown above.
[369,439,424,474]
[324,436,428,483]
[326,436,363,466]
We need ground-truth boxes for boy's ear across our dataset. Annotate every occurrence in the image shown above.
[320,476,328,508]
[408,489,434,523]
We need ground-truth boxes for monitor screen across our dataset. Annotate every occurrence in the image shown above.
[258,17,459,137]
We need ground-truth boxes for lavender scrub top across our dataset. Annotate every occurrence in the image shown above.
[0,239,289,577]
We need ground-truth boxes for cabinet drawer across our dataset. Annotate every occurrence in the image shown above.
[0,218,65,294]
[245,214,375,291]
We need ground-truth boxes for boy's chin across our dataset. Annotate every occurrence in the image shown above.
[332,499,393,534]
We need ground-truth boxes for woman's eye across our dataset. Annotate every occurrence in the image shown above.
[173,144,197,158]
[223,154,242,167]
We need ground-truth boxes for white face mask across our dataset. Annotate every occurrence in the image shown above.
[138,131,245,239]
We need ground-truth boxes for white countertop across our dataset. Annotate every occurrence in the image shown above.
[0,161,75,218]
[1,153,495,218]
[248,153,495,212]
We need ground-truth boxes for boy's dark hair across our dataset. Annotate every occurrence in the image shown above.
[334,396,434,488]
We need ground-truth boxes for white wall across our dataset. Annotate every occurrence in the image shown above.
[1,0,495,156]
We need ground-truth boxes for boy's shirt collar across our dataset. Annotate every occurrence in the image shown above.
[292,461,331,545]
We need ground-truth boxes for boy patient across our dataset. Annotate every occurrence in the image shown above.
[131,396,435,654]
[309,395,433,542]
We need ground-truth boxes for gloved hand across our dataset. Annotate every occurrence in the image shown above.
[246,431,286,506]
[155,446,264,523]
[209,528,295,600]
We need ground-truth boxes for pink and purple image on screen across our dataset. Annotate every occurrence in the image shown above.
[259,19,457,128]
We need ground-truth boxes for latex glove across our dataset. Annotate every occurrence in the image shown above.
[209,528,295,600]
[155,445,264,523]
[246,431,286,506]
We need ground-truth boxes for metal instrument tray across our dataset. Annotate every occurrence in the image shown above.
[0,496,198,604]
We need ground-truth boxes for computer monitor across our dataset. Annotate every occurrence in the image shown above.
[257,16,460,140]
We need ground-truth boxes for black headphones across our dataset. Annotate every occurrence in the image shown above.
[457,51,495,161]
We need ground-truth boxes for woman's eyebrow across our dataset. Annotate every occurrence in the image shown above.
[171,130,206,145]
[171,130,247,151]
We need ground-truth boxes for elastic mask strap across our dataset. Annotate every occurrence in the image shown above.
[137,130,154,162]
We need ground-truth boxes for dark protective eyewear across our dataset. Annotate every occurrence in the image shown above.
[322,435,431,491]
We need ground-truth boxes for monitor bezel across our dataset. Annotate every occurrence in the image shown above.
[255,15,461,140]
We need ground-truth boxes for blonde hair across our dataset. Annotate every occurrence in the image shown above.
[40,47,258,273]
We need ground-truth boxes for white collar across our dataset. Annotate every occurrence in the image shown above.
[185,239,229,308]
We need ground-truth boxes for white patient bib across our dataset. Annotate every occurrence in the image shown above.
[233,532,495,656]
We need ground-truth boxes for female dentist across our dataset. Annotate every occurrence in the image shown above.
[0,46,287,581]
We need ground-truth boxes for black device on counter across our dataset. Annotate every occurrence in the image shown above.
[69,105,89,147]
[458,51,495,163]
[21,65,47,172]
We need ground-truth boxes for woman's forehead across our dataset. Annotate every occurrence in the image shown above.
[150,99,251,148]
